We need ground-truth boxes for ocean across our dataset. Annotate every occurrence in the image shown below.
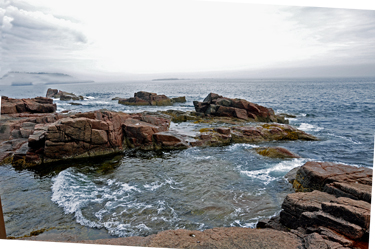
[0,77,374,240]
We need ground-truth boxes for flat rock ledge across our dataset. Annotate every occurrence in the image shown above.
[0,108,317,168]
[77,228,304,249]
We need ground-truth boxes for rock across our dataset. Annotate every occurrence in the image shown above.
[279,113,297,118]
[46,88,84,101]
[323,181,371,203]
[253,147,301,159]
[46,88,59,98]
[153,131,191,150]
[302,211,364,240]
[293,161,372,193]
[194,93,288,124]
[278,162,372,246]
[321,197,371,229]
[280,190,338,229]
[118,91,184,106]
[285,166,301,184]
[79,227,304,249]
[171,96,186,103]
[69,102,82,105]
[303,233,347,249]
[1,96,57,114]
[161,110,201,123]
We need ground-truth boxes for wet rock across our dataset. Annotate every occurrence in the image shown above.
[194,93,288,124]
[253,146,301,159]
[153,131,191,150]
[1,96,57,114]
[46,88,84,101]
[171,96,186,103]
[285,166,301,184]
[118,91,185,106]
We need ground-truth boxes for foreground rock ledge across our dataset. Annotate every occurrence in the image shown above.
[78,228,303,249]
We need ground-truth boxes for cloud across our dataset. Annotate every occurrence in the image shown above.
[1,0,88,76]
[282,6,375,66]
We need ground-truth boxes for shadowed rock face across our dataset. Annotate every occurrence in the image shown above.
[1,96,56,114]
[118,91,186,106]
[275,162,372,246]
[193,93,288,124]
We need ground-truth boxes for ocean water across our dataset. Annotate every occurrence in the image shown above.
[0,77,374,240]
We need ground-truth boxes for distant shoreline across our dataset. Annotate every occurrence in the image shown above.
[152,78,189,81]
[45,80,95,85]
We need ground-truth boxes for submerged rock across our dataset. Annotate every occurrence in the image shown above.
[253,146,301,159]
[193,93,288,124]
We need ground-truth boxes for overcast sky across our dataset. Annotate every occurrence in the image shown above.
[1,0,375,80]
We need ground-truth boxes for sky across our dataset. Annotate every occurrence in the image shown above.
[1,0,375,81]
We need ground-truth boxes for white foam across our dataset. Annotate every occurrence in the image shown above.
[298,123,324,132]
[327,133,362,144]
[241,158,307,185]
[226,143,259,152]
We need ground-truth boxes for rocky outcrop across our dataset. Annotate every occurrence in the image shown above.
[46,88,84,101]
[118,91,186,106]
[5,110,172,167]
[253,146,301,159]
[193,93,288,124]
[1,96,57,114]
[1,109,318,168]
[258,162,372,248]
[0,113,64,164]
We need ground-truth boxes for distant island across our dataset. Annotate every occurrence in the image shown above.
[152,78,189,81]
[11,82,33,86]
[45,80,95,85]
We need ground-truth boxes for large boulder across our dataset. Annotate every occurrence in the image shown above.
[1,96,56,114]
[277,162,372,246]
[118,91,185,106]
[193,93,288,124]
[46,88,84,101]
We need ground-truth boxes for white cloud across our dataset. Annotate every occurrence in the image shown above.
[1,0,375,78]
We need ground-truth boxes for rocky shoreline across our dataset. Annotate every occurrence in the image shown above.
[1,92,372,248]
[0,93,316,168]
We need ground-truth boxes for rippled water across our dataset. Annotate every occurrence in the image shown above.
[0,77,374,239]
